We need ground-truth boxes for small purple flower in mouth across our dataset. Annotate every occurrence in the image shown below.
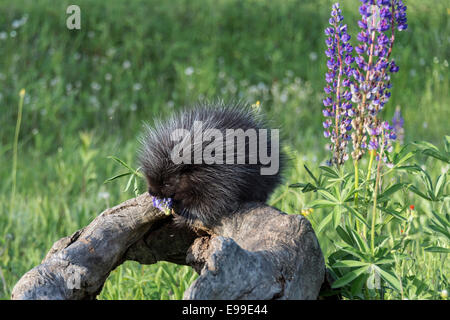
[151,196,173,215]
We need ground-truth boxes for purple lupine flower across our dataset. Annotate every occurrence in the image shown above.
[152,196,173,214]
[322,2,407,164]
[349,0,407,161]
[322,2,355,165]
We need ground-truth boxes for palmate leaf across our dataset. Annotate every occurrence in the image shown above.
[289,182,318,193]
[333,206,342,229]
[319,165,339,178]
[434,173,447,199]
[344,204,369,227]
[412,140,450,163]
[304,164,319,185]
[316,212,333,234]
[350,228,370,254]
[408,185,432,201]
[393,147,416,166]
[374,265,402,292]
[377,205,407,222]
[424,246,450,254]
[317,189,339,203]
[332,260,369,268]
[377,183,407,202]
[430,210,450,229]
[336,226,354,247]
[445,136,450,154]
[331,265,369,289]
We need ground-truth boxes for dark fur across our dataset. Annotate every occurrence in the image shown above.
[138,101,285,227]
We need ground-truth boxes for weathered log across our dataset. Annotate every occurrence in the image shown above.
[11,193,325,300]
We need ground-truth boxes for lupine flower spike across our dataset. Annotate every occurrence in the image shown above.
[323,1,408,166]
[323,3,355,165]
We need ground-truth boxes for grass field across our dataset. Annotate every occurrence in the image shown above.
[0,0,448,299]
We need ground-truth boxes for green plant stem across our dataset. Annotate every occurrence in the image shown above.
[354,159,359,204]
[11,89,25,207]
[371,135,385,255]
[363,150,375,236]
[354,159,360,232]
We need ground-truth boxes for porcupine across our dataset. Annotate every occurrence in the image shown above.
[138,101,285,228]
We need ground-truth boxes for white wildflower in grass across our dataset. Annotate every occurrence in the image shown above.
[10,30,17,38]
[441,289,448,299]
[74,52,81,60]
[91,82,101,91]
[133,83,142,91]
[107,107,115,117]
[105,73,112,81]
[111,100,119,109]
[50,77,59,87]
[98,191,110,200]
[106,48,116,57]
[184,66,194,76]
[309,51,318,61]
[122,60,131,69]
[89,96,100,110]
[12,15,28,29]
[130,103,137,112]
[0,31,7,40]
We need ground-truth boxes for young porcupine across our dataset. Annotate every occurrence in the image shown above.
[138,101,285,228]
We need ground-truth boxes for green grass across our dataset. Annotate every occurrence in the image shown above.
[0,0,448,300]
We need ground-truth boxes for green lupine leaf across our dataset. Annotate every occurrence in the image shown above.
[434,174,447,199]
[377,183,406,202]
[333,206,342,229]
[430,210,450,229]
[309,199,337,208]
[318,189,339,203]
[331,265,369,289]
[336,226,354,247]
[375,266,402,292]
[304,165,319,185]
[408,185,432,201]
[424,246,450,253]
[319,165,339,178]
[316,212,333,234]
[332,260,369,268]
[344,205,370,227]
[377,206,407,221]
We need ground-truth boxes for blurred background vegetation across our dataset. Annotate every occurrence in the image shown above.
[0,0,448,299]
